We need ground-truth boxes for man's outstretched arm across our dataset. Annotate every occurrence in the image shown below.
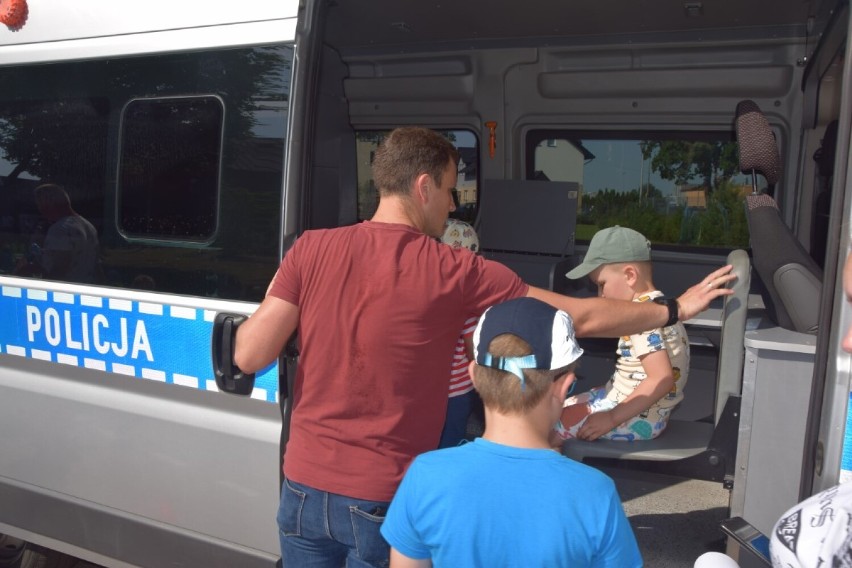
[233,295,299,374]
[527,264,735,337]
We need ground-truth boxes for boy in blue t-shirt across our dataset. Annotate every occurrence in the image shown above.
[381,297,642,568]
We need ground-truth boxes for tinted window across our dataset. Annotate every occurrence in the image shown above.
[355,129,479,224]
[119,97,224,241]
[527,131,764,248]
[0,45,292,301]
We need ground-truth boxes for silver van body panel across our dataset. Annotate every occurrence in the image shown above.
[0,276,280,564]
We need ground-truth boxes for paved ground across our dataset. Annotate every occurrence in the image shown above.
[37,464,730,568]
[53,384,732,568]
[463,387,731,567]
[603,464,730,567]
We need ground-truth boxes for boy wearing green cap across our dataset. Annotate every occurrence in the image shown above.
[554,226,690,442]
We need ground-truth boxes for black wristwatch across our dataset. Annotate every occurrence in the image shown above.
[653,296,680,327]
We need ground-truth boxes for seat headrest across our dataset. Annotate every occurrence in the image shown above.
[735,100,781,186]
[745,193,779,211]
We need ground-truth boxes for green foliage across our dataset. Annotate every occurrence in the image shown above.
[580,139,748,247]
[694,181,750,247]
[580,180,748,247]
[639,140,739,192]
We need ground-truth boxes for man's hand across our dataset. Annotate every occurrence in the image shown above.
[677,264,736,322]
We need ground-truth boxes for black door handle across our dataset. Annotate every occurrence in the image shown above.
[211,312,255,395]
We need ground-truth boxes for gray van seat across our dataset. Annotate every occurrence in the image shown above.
[563,248,751,463]
[735,100,822,334]
[564,420,715,461]
[745,194,822,334]
[477,180,578,292]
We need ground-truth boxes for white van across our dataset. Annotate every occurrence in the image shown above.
[1,0,850,566]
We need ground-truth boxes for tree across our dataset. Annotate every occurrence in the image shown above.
[639,140,739,193]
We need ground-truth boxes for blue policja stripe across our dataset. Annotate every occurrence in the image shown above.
[842,392,852,479]
[0,284,277,403]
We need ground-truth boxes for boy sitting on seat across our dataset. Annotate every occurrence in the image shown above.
[381,297,642,567]
[555,226,690,442]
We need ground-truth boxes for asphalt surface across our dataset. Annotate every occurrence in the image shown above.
[604,464,730,567]
[56,380,732,568]
[46,462,729,568]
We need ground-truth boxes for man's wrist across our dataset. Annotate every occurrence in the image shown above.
[653,297,680,327]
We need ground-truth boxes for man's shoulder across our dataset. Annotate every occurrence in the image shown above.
[299,222,430,243]
[300,224,359,238]
[46,216,86,241]
[292,224,362,249]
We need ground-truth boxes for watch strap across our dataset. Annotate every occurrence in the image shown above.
[653,296,679,327]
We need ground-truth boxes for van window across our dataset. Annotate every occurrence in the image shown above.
[118,96,224,242]
[0,45,292,301]
[355,129,479,224]
[526,131,762,248]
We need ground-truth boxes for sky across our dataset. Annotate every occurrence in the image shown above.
[581,140,671,195]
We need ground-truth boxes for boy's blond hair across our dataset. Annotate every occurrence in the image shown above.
[473,333,575,414]
[604,260,654,281]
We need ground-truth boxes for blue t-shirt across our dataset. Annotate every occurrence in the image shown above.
[381,438,642,567]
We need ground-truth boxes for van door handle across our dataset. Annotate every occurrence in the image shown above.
[211,312,255,395]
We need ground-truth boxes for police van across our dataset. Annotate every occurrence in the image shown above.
[0,0,850,566]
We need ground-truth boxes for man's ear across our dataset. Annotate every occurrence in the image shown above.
[413,172,431,203]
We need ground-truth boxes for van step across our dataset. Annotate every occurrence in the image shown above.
[562,419,714,462]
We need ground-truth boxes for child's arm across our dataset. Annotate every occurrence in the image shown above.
[463,334,474,361]
[462,315,478,361]
[577,349,675,441]
[391,548,433,568]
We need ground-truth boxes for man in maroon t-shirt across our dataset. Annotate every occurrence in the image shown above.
[234,127,734,567]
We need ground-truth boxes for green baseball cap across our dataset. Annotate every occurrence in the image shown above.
[566,226,651,279]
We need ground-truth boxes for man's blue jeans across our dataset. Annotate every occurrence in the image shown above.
[278,477,391,568]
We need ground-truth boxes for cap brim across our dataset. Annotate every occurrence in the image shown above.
[565,261,599,280]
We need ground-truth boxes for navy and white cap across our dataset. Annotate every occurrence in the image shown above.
[473,297,583,388]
